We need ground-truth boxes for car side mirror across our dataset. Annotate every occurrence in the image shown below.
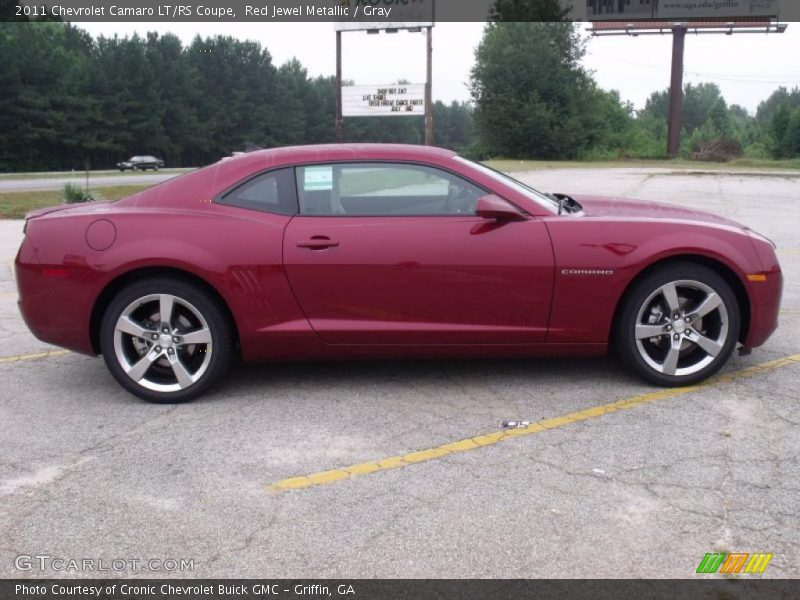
[475,195,525,221]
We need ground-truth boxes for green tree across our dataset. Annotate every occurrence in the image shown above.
[305,76,336,144]
[185,35,281,161]
[433,101,475,151]
[707,98,732,138]
[769,103,792,158]
[641,82,725,135]
[783,107,800,157]
[0,23,82,170]
[756,86,800,129]
[470,22,631,159]
[489,0,570,21]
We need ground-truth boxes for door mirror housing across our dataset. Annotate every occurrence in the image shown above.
[475,195,525,221]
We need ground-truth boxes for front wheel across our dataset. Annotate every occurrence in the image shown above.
[100,278,234,403]
[617,262,740,387]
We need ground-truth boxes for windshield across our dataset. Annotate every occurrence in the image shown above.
[454,156,559,214]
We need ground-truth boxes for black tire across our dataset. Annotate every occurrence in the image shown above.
[616,262,740,387]
[100,277,234,403]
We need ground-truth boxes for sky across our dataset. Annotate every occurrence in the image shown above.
[74,22,800,114]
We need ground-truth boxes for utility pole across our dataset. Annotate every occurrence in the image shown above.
[590,18,785,158]
[666,25,686,158]
[335,30,344,143]
[424,26,433,146]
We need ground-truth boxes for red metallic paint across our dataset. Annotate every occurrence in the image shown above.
[15,144,782,364]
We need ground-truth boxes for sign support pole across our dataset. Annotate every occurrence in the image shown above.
[666,25,686,158]
[335,30,344,143]
[424,26,433,146]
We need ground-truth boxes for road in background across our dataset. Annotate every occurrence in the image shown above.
[0,167,797,578]
[0,170,190,192]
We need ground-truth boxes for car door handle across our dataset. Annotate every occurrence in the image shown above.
[297,236,339,250]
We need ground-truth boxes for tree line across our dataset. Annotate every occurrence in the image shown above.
[0,22,798,172]
[0,23,473,171]
[470,22,800,162]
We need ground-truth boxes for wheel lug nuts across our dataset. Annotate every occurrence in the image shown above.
[151,333,158,340]
[172,337,180,343]
[162,327,169,333]
[684,316,691,322]
[167,348,174,354]
[666,325,672,331]
[155,346,161,352]
[673,334,680,341]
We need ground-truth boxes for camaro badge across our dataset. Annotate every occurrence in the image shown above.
[561,269,615,276]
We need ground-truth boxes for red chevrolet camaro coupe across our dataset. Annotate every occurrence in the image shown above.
[16,144,782,402]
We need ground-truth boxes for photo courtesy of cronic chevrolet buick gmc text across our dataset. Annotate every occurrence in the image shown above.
[15,144,782,403]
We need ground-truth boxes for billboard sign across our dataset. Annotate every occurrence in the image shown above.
[587,0,779,20]
[659,0,778,19]
[342,84,426,117]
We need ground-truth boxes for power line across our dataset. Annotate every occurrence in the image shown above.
[585,53,800,85]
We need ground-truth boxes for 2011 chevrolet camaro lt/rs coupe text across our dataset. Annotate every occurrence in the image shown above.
[16,144,782,402]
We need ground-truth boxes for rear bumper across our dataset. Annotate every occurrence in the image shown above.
[15,235,96,356]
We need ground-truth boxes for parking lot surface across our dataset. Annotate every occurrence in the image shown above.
[0,167,798,578]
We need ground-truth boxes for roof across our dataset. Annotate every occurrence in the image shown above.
[243,143,457,165]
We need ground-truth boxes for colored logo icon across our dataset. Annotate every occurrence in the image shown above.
[696,552,773,574]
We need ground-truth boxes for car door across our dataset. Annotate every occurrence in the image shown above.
[282,162,554,345]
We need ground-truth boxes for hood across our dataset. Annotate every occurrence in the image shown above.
[572,194,745,230]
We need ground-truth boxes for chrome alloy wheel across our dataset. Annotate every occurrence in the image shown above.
[634,279,729,377]
[113,293,213,392]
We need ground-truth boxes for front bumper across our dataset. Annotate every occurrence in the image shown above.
[742,267,782,349]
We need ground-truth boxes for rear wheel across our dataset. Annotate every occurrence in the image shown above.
[100,278,234,403]
[617,262,740,387]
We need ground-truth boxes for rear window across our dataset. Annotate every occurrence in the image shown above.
[217,168,297,215]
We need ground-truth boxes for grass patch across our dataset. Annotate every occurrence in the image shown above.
[485,157,800,172]
[0,184,150,219]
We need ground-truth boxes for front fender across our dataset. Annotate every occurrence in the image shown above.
[544,218,761,344]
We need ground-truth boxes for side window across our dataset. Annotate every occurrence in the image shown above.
[217,167,297,215]
[295,163,485,216]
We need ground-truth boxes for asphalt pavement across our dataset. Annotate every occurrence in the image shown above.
[0,167,798,578]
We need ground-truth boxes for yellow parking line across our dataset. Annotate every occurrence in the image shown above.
[0,291,18,298]
[0,349,70,364]
[268,353,800,494]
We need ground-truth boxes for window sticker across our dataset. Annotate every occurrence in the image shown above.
[304,166,333,191]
